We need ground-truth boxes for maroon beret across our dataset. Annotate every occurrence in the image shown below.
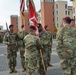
[37,23,42,28]
[29,25,36,31]
[21,25,24,29]
[44,25,48,29]
[9,24,13,28]
[63,16,72,24]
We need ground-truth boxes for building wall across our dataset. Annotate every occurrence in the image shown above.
[55,1,73,29]
[41,1,54,32]
[68,6,73,18]
[10,15,18,33]
[72,0,76,25]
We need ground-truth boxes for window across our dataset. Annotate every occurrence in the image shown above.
[53,0,54,2]
[53,11,54,16]
[68,11,70,15]
[56,11,58,15]
[52,5,54,10]
[73,8,75,13]
[53,18,54,22]
[73,7,76,13]
[16,25,18,29]
[57,17,58,21]
[57,23,59,27]
[65,11,67,15]
[56,4,58,9]
[65,4,67,9]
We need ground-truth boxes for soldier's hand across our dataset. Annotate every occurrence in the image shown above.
[7,42,10,45]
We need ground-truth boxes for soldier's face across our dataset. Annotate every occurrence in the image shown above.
[70,21,75,27]
[30,30,35,35]
[38,26,43,32]
[62,20,66,27]
[10,27,13,32]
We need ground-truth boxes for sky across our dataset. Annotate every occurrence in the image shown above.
[0,0,72,29]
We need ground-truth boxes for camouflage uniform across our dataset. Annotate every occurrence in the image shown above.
[56,24,76,75]
[17,31,28,69]
[47,31,52,65]
[24,33,42,75]
[38,30,52,75]
[3,31,18,69]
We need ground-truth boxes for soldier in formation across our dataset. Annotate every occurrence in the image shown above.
[44,25,52,67]
[17,25,28,72]
[3,25,18,73]
[37,23,52,75]
[56,16,76,75]
[23,25,42,75]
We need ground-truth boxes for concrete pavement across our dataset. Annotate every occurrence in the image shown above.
[0,40,63,75]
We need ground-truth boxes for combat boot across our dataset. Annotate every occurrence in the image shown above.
[9,67,13,73]
[39,72,46,75]
[22,66,26,72]
[48,63,53,67]
[12,67,17,73]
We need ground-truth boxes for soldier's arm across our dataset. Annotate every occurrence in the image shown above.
[3,33,9,44]
[36,38,43,50]
[56,28,65,58]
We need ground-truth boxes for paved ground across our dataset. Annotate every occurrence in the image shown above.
[0,39,63,75]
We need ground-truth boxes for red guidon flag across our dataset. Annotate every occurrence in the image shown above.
[29,0,37,25]
[29,0,39,37]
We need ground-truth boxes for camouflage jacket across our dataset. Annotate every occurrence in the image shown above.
[17,31,28,46]
[3,31,18,48]
[56,24,76,59]
[24,33,42,56]
[39,30,52,48]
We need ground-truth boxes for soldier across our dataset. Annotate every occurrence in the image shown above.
[44,25,52,67]
[56,16,76,75]
[17,25,28,72]
[70,19,75,27]
[37,23,52,75]
[3,24,18,73]
[24,25,42,75]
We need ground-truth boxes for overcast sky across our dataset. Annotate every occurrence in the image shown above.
[0,0,72,29]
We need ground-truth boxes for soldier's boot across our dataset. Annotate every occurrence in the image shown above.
[39,72,46,75]
[9,67,13,73]
[40,73,46,75]
[22,66,26,72]
[48,63,53,67]
[12,67,17,73]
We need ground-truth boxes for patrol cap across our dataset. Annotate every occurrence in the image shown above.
[37,23,42,28]
[29,25,36,31]
[44,25,48,29]
[9,24,13,28]
[21,25,24,29]
[63,16,72,24]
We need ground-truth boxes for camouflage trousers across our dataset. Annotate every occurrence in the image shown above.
[60,58,76,75]
[7,48,17,68]
[24,51,38,75]
[38,50,48,75]
[19,47,25,67]
[47,48,52,64]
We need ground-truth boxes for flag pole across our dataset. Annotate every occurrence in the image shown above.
[28,0,46,72]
